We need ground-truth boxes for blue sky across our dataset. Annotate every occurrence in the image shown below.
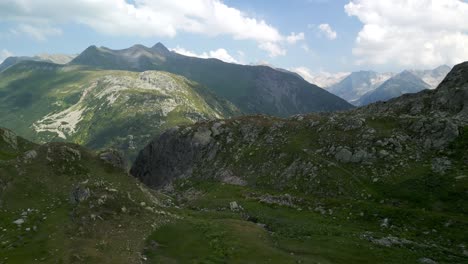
[0,0,467,75]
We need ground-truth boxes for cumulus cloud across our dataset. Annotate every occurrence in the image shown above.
[171,46,238,63]
[0,0,288,57]
[345,0,468,68]
[259,42,287,57]
[318,24,337,40]
[286,32,305,44]
[0,49,13,63]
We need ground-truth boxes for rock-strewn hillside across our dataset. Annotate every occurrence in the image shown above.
[0,127,175,263]
[70,43,354,116]
[131,62,468,191]
[0,62,239,160]
[130,62,468,262]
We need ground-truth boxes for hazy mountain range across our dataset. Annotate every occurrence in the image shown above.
[295,65,452,106]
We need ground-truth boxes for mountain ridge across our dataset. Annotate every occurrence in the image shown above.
[70,42,354,116]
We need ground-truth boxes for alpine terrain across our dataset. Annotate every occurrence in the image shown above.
[0,43,352,160]
[130,62,468,263]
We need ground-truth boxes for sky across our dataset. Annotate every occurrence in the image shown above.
[0,0,467,76]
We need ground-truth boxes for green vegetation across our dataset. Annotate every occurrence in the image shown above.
[0,62,240,162]
[0,128,171,263]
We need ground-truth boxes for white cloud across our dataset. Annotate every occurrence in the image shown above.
[0,0,288,57]
[259,42,286,57]
[286,32,305,44]
[13,24,62,41]
[345,0,468,68]
[0,49,14,63]
[318,24,337,40]
[292,67,350,87]
[171,46,238,63]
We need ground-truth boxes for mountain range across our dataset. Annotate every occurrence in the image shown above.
[299,65,452,106]
[356,70,431,106]
[69,43,352,116]
[0,41,467,263]
[0,43,351,160]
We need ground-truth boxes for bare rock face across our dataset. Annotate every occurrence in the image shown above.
[130,126,213,188]
[99,149,127,170]
[1,128,18,150]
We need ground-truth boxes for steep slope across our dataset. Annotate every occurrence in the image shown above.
[0,61,240,160]
[130,62,468,263]
[328,71,394,104]
[357,70,431,106]
[70,43,354,116]
[0,127,175,263]
[0,54,75,72]
[410,65,451,88]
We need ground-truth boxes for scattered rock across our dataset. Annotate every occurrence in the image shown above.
[229,201,240,211]
[193,127,212,145]
[23,150,38,162]
[70,186,90,204]
[99,149,127,169]
[13,219,24,225]
[335,148,352,163]
[431,157,452,174]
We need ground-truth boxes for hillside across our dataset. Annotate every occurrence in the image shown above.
[0,127,175,263]
[130,62,468,263]
[70,43,354,116]
[0,54,76,72]
[0,61,239,160]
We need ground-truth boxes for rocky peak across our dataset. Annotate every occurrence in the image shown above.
[151,42,171,55]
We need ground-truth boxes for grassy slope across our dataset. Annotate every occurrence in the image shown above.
[138,115,468,263]
[0,62,239,161]
[0,121,466,263]
[0,128,174,263]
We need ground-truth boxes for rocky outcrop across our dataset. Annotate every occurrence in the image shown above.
[131,61,468,193]
[0,128,18,150]
[99,149,127,170]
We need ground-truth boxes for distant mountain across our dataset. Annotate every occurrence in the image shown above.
[0,54,76,72]
[328,71,394,103]
[356,70,430,106]
[0,61,239,160]
[410,65,452,88]
[70,43,353,116]
[293,69,350,88]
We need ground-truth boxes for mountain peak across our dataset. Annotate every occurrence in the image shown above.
[129,44,148,50]
[396,70,419,79]
[151,42,170,54]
